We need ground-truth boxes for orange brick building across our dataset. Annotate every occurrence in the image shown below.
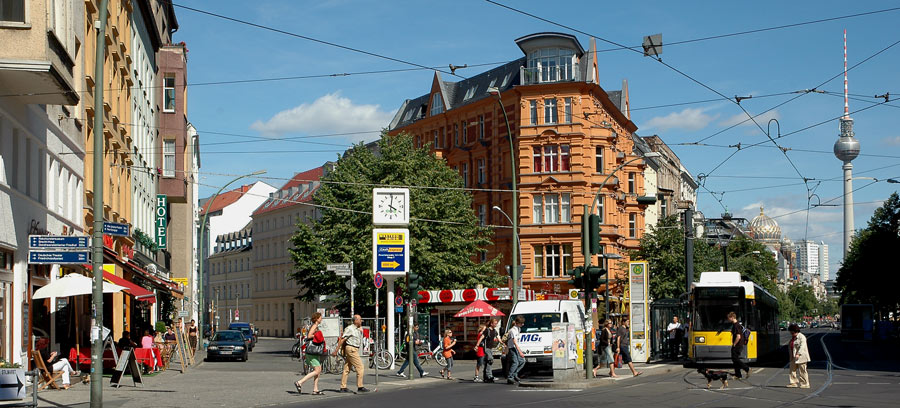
[388,33,653,301]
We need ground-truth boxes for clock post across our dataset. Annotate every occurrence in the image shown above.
[372,188,411,366]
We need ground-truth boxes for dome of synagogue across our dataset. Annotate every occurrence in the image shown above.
[749,205,781,243]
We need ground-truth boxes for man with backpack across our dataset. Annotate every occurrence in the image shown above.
[481,318,500,383]
[728,311,751,380]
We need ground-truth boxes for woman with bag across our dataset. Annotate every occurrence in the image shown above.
[597,319,618,378]
[295,312,326,395]
[474,324,487,382]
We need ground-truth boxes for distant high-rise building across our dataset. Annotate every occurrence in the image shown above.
[818,241,830,281]
[795,240,820,277]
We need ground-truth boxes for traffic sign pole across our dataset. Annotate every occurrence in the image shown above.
[350,261,355,317]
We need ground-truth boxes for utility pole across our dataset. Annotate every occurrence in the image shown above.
[684,207,694,296]
[91,2,110,406]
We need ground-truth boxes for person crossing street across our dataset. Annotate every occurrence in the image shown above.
[396,323,428,378]
[336,315,370,393]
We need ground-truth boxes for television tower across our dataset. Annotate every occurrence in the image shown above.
[833,29,860,257]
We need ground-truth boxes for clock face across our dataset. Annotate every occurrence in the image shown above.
[377,193,405,220]
[372,188,409,225]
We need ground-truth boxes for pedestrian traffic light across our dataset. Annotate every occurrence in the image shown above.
[586,266,607,289]
[567,266,585,289]
[588,214,601,254]
[407,271,422,301]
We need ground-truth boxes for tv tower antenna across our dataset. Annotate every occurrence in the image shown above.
[833,29,860,258]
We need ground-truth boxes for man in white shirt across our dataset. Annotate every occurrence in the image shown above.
[337,315,369,393]
[506,316,525,384]
[666,316,683,360]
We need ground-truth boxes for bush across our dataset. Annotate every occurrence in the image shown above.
[155,321,167,334]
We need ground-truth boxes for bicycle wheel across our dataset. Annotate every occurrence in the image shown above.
[330,355,346,375]
[434,352,448,367]
[374,350,394,370]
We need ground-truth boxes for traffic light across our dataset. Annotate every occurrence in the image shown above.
[588,214,601,254]
[567,266,585,289]
[586,266,607,289]
[407,271,422,301]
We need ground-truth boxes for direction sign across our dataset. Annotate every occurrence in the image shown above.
[29,235,89,250]
[395,296,403,307]
[178,310,189,318]
[28,251,89,264]
[372,228,409,276]
[0,368,26,400]
[493,288,511,297]
[103,222,130,237]
[374,272,384,289]
[327,263,352,276]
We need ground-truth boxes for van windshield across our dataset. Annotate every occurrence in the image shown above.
[515,313,560,333]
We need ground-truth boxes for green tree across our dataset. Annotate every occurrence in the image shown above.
[630,216,778,300]
[836,192,900,318]
[289,133,503,313]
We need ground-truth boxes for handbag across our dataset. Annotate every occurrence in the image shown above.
[305,332,325,356]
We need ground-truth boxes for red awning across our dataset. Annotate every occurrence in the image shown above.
[103,271,156,303]
[454,300,506,318]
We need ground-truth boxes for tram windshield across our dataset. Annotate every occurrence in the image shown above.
[694,287,743,332]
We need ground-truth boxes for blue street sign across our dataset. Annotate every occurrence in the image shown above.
[395,306,404,313]
[102,222,130,237]
[372,229,409,275]
[28,251,89,264]
[28,235,89,249]
[376,245,406,272]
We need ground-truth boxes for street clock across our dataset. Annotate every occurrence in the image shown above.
[372,188,410,226]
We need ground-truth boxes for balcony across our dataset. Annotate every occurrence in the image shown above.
[520,65,579,86]
[0,36,78,105]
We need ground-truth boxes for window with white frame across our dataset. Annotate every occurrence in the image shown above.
[595,146,604,173]
[564,97,572,123]
[544,98,558,124]
[478,204,486,226]
[529,100,537,125]
[477,158,485,184]
[433,130,439,148]
[163,140,175,177]
[532,144,570,173]
[533,244,573,278]
[430,93,444,116]
[544,194,559,223]
[560,145,570,171]
[462,120,468,144]
[560,193,570,222]
[527,48,576,83]
[533,193,569,224]
[532,195,543,224]
[629,213,637,238]
[163,75,176,112]
[454,124,459,146]
[478,115,485,139]
[0,0,25,22]
[628,172,635,193]
[462,163,469,187]
[543,145,558,172]
[595,195,604,223]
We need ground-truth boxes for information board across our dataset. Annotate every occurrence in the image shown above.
[372,229,409,276]
[629,261,649,363]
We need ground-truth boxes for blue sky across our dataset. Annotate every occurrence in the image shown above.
[175,0,900,275]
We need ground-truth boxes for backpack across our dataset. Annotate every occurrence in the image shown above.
[484,328,498,349]
[741,325,751,346]
[597,329,610,348]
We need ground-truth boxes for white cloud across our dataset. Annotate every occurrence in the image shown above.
[642,108,719,131]
[250,92,395,141]
[719,109,780,127]
[881,136,900,146]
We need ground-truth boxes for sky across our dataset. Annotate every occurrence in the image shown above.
[173,0,900,276]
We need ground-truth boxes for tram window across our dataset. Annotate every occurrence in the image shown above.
[694,300,740,332]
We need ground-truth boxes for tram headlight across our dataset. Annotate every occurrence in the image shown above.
[695,336,706,344]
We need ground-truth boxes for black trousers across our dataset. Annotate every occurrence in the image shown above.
[731,346,750,377]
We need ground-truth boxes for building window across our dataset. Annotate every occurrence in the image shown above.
[440,127,445,148]
[454,124,459,146]
[534,194,570,224]
[533,244,573,278]
[477,158,485,184]
[532,147,542,173]
[564,97,572,123]
[628,172,635,193]
[430,93,444,116]
[478,115,485,140]
[527,48,576,83]
[532,195,543,224]
[0,0,25,22]
[480,251,487,264]
[629,213,637,238]
[543,145,558,172]
[596,196,604,224]
[529,100,537,125]
[560,145,570,171]
[595,146,604,173]
[163,140,175,177]
[660,196,667,217]
[163,75,176,112]
[560,193,570,223]
[462,120,468,144]
[433,130,439,149]
[478,204,486,226]
[544,194,559,224]
[544,99,557,124]
[462,163,469,188]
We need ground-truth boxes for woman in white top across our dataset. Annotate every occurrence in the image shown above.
[787,324,810,389]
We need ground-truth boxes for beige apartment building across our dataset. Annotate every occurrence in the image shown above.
[209,224,252,330]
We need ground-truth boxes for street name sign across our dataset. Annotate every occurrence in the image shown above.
[178,310,189,318]
[327,263,352,276]
[103,222,130,237]
[372,228,409,276]
[29,235,88,250]
[0,369,26,400]
[28,251,89,264]
[493,288,510,297]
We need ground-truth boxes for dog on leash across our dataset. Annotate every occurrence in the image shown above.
[697,368,730,389]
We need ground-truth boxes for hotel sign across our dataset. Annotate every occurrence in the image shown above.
[156,195,168,249]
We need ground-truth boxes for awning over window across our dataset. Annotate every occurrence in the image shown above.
[103,271,156,304]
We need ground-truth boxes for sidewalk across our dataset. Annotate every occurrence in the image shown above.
[517,362,678,389]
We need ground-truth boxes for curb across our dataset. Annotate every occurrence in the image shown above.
[517,364,678,389]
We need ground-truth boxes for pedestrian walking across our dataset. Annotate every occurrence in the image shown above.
[786,324,810,389]
[295,312,326,395]
[667,316,684,359]
[188,319,198,351]
[438,329,457,380]
[396,323,428,378]
[336,314,370,393]
[615,317,643,377]
[728,311,751,379]
[481,317,500,383]
[593,319,617,377]
[474,324,487,382]
[506,316,525,384]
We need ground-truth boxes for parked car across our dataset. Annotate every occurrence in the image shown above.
[229,322,257,351]
[779,321,788,331]
[206,330,248,362]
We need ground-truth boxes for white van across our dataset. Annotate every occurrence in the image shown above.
[503,300,591,368]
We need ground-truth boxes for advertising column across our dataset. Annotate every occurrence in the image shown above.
[629,261,649,363]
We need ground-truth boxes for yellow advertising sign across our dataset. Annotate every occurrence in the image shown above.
[376,232,406,245]
[172,278,189,286]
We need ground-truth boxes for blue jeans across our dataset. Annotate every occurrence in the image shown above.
[507,347,525,380]
[397,353,424,377]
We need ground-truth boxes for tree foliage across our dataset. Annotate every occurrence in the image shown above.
[835,192,900,318]
[289,133,503,313]
[630,215,778,300]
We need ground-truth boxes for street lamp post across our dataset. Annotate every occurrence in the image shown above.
[198,170,266,343]
[487,86,519,307]
[492,206,523,267]
[600,253,625,319]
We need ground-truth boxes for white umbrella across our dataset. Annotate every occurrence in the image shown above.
[33,273,128,299]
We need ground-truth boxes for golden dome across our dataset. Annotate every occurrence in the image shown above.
[749,205,781,243]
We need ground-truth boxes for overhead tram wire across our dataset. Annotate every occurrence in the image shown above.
[168,1,466,79]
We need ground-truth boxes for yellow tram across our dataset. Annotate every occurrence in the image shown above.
[688,271,779,364]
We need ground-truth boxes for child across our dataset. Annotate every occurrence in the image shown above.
[438,329,457,380]
[474,324,487,382]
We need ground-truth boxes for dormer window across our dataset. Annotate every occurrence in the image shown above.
[430,93,444,116]
[526,47,576,83]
